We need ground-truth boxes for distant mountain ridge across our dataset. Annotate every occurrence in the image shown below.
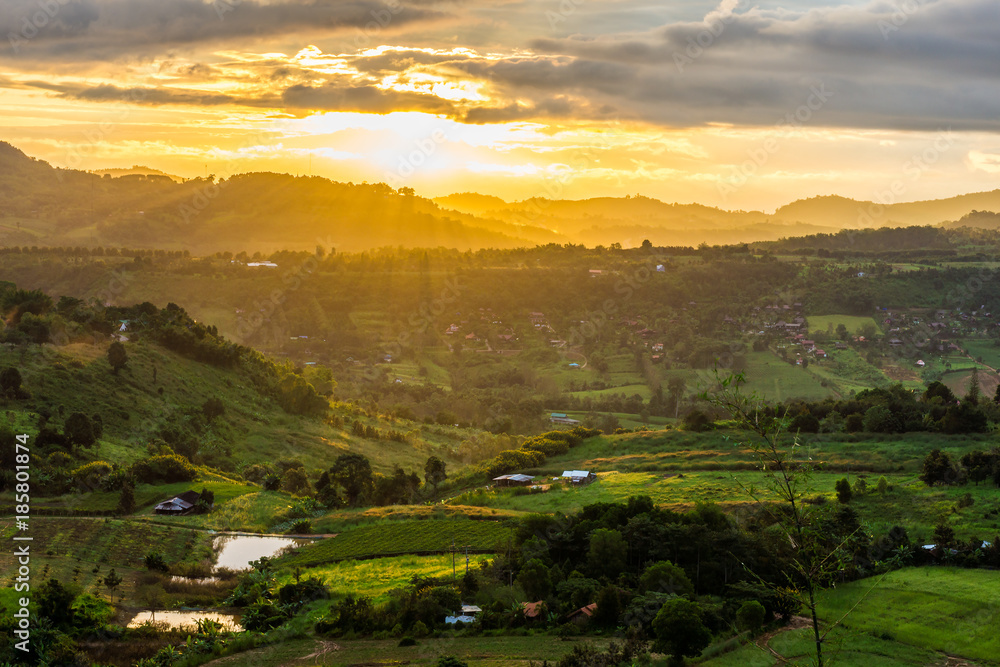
[2,140,1000,252]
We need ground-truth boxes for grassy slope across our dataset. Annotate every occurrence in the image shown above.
[0,338,472,475]
[818,567,1000,663]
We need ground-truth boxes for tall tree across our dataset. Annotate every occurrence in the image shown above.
[705,371,875,667]
[327,453,374,506]
[103,568,123,605]
[108,341,127,374]
[64,412,96,448]
[424,456,447,488]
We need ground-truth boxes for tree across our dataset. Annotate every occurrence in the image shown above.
[281,466,313,496]
[639,560,694,597]
[587,528,627,579]
[517,558,552,600]
[117,480,136,515]
[424,455,447,488]
[920,449,953,486]
[705,371,869,667]
[835,478,852,503]
[327,453,374,506]
[0,367,22,396]
[103,568,123,605]
[966,366,981,405]
[64,412,96,448]
[37,578,77,628]
[108,341,127,374]
[651,598,712,666]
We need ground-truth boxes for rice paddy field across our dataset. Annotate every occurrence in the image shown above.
[279,519,514,568]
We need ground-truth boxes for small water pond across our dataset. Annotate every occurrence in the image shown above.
[126,610,239,631]
[212,534,307,570]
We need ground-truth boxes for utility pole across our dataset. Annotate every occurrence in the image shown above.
[452,538,456,581]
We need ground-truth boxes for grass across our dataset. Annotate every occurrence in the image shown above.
[0,338,472,476]
[0,517,216,606]
[274,554,471,604]
[195,635,612,667]
[279,519,514,568]
[806,314,881,336]
[716,351,833,402]
[817,567,1000,664]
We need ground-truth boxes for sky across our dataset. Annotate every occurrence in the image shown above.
[1,0,998,212]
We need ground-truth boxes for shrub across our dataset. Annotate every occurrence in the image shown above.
[735,600,766,633]
[132,454,197,484]
[398,637,418,647]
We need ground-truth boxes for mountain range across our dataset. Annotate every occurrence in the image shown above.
[3,141,1000,253]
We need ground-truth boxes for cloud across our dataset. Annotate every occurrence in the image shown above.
[282,81,455,114]
[0,0,449,61]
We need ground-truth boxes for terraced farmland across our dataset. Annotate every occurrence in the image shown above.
[280,519,513,568]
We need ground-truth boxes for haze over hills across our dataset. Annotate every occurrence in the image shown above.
[3,140,1000,253]
[90,166,185,182]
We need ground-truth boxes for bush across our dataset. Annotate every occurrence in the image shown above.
[735,600,766,633]
[398,637,418,647]
[132,454,197,483]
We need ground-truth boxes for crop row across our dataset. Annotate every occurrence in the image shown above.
[280,519,513,568]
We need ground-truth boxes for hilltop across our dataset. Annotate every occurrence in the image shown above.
[4,140,1000,253]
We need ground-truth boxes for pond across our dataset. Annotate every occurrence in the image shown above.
[126,610,240,631]
[212,534,306,570]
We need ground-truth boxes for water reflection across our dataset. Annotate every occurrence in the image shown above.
[212,534,306,570]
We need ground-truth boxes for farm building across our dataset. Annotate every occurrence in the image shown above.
[550,413,581,425]
[153,490,202,515]
[522,601,546,619]
[562,470,595,484]
[445,604,482,625]
[566,603,597,625]
[493,474,535,487]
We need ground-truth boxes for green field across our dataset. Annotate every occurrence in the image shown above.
[280,519,514,568]
[806,314,881,336]
[274,554,471,604]
[718,351,833,402]
[818,568,1000,663]
[196,635,612,667]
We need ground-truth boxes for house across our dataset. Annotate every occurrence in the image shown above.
[814,349,827,358]
[247,261,278,268]
[522,601,546,619]
[154,490,203,515]
[494,474,535,487]
[445,604,482,625]
[835,342,848,350]
[589,269,603,276]
[566,603,597,625]
[550,413,581,425]
[562,470,595,484]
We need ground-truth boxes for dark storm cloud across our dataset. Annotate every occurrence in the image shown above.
[282,81,455,114]
[24,79,279,107]
[1,0,448,61]
[510,0,1000,131]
